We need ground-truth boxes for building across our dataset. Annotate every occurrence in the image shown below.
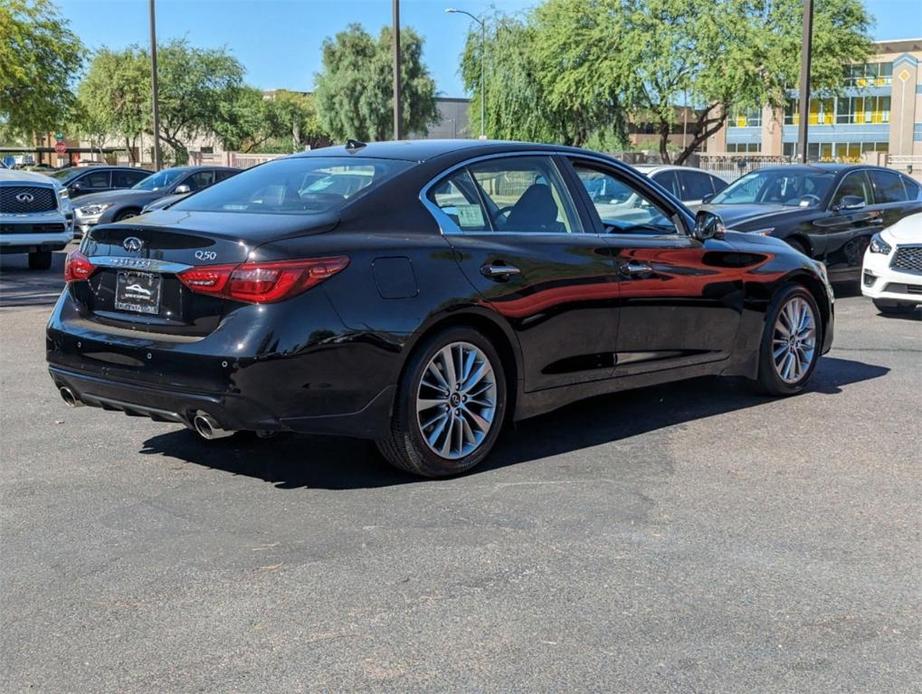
[709,38,922,161]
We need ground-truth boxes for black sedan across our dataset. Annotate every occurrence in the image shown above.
[699,164,922,280]
[48,165,151,198]
[73,165,241,236]
[48,140,834,477]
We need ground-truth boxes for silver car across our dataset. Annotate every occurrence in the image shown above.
[0,169,73,269]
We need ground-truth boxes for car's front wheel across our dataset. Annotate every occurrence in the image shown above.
[377,327,507,477]
[756,285,822,396]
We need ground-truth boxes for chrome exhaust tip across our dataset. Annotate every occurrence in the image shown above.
[60,387,83,408]
[191,412,234,440]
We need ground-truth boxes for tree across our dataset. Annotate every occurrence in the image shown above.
[461,11,628,147]
[529,0,872,163]
[75,47,149,162]
[155,39,245,163]
[0,0,84,137]
[314,23,439,141]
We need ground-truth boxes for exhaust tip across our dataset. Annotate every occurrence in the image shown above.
[192,412,234,440]
[60,387,82,408]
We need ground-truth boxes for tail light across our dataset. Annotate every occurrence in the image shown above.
[64,250,96,282]
[178,256,349,304]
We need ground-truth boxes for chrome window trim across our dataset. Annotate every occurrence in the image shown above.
[419,150,595,236]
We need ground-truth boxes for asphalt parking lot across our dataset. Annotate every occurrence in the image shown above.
[1,247,920,692]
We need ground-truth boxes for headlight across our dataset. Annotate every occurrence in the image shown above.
[869,233,892,254]
[749,227,775,236]
[77,203,112,216]
[57,188,69,200]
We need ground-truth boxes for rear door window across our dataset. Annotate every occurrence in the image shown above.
[112,170,146,188]
[650,170,680,198]
[679,171,717,201]
[868,170,907,203]
[428,169,491,232]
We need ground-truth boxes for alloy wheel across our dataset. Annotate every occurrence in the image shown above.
[771,296,817,384]
[416,341,498,460]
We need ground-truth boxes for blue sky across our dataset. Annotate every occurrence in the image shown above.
[56,0,922,97]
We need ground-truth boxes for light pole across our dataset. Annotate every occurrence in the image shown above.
[148,0,161,170]
[393,0,403,140]
[446,8,486,139]
[796,0,814,164]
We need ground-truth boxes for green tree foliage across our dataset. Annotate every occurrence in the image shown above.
[266,90,328,152]
[75,47,149,162]
[215,88,329,153]
[463,0,871,162]
[155,39,245,163]
[0,0,84,137]
[314,23,439,141]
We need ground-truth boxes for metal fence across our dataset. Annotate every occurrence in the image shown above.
[188,151,287,169]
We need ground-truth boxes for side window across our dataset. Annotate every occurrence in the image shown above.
[467,156,581,233]
[651,171,680,198]
[868,170,907,204]
[681,171,717,201]
[711,175,729,195]
[903,177,921,200]
[83,171,110,189]
[427,169,490,232]
[832,171,872,208]
[112,170,141,188]
[572,164,678,234]
[215,169,238,182]
[186,171,216,191]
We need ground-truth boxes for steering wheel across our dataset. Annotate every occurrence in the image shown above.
[798,194,821,207]
[493,205,514,226]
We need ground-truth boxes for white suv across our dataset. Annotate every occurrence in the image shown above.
[861,211,922,315]
[0,168,73,270]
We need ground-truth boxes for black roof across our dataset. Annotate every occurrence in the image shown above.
[294,139,588,162]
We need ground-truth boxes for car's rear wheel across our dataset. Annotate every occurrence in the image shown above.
[756,285,821,396]
[28,251,52,270]
[873,299,916,315]
[377,327,506,477]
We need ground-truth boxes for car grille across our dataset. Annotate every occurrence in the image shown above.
[0,186,58,214]
[891,246,922,275]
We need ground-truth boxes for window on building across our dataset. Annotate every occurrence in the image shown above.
[725,142,760,153]
[731,107,762,128]
[844,62,894,87]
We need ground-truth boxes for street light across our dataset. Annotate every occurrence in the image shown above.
[446,8,486,139]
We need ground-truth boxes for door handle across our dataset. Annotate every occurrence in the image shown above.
[481,263,521,280]
[868,217,884,225]
[619,261,653,278]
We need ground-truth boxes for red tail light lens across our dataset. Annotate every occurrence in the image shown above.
[177,256,349,304]
[64,250,96,282]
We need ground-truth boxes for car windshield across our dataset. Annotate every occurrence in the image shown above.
[173,157,411,215]
[132,169,185,191]
[711,169,835,207]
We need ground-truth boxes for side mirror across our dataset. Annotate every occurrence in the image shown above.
[835,195,865,212]
[701,192,715,204]
[693,210,725,242]
[69,182,81,193]
[173,184,191,195]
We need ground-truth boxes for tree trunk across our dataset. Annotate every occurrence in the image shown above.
[673,107,729,165]
[125,137,136,164]
[658,120,672,164]
[292,121,301,151]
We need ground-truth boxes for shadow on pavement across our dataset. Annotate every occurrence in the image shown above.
[139,356,889,490]
[0,250,68,308]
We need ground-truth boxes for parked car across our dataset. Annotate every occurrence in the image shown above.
[635,165,728,205]
[698,164,922,281]
[73,165,240,237]
[48,165,152,199]
[0,168,73,269]
[861,211,922,314]
[141,168,243,213]
[48,140,834,477]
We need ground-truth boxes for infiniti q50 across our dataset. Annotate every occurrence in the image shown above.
[47,140,834,477]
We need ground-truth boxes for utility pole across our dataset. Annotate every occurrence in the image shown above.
[796,0,814,164]
[392,0,403,140]
[149,0,162,170]
[446,8,486,138]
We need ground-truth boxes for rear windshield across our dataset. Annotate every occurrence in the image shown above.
[172,157,412,215]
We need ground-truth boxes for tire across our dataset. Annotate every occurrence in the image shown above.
[28,251,52,270]
[756,284,822,396]
[114,208,140,222]
[376,326,507,478]
[873,299,916,315]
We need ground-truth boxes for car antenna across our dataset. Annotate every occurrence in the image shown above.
[345,139,367,153]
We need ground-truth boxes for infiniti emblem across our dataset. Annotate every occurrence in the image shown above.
[123,236,144,253]
[15,192,34,203]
